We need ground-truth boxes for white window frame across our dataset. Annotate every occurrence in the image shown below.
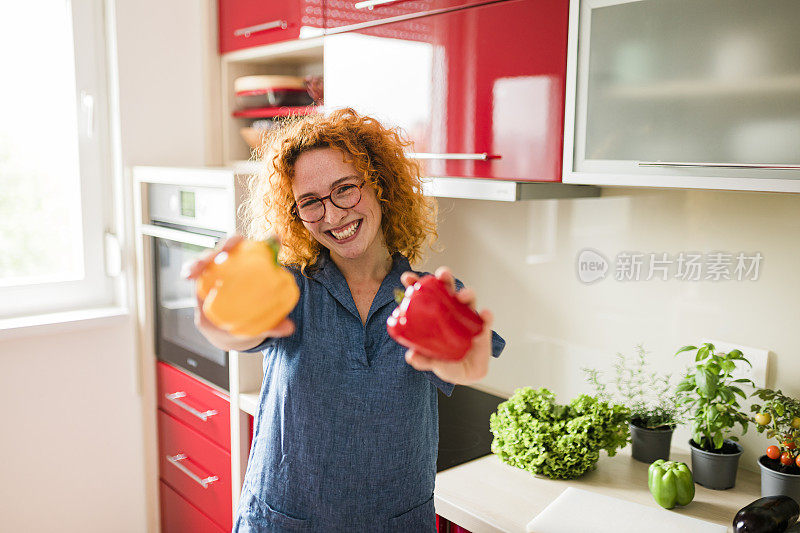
[0,0,118,319]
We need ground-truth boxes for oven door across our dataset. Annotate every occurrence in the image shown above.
[145,224,230,390]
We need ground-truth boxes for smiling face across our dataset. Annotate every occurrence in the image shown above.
[292,147,386,263]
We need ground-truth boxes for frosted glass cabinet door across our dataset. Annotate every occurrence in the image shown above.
[564,0,800,192]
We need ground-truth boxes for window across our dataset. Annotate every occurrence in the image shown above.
[0,0,116,319]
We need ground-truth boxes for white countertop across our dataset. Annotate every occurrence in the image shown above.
[434,447,761,533]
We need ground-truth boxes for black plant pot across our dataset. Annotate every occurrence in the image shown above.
[689,439,743,490]
[630,423,674,463]
[759,455,800,503]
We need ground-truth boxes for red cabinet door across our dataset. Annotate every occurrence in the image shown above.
[325,0,490,31]
[218,0,324,54]
[157,361,231,452]
[158,410,233,531]
[160,481,227,533]
[323,0,569,182]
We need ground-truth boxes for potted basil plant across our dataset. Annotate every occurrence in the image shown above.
[584,344,684,463]
[675,342,753,490]
[751,388,800,503]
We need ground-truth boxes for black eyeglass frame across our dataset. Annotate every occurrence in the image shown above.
[292,180,366,223]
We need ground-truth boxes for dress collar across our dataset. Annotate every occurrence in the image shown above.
[309,249,411,324]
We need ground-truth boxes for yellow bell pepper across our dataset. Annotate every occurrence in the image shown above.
[196,238,299,337]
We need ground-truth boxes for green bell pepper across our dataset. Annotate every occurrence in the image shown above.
[648,460,695,509]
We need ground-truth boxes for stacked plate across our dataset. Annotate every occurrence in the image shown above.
[234,75,314,110]
[234,75,317,150]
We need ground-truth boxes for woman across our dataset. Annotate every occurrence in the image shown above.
[188,108,504,532]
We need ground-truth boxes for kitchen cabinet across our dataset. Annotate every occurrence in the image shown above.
[157,360,231,451]
[323,0,570,182]
[160,481,227,533]
[325,0,490,32]
[136,170,263,530]
[158,410,233,530]
[563,0,800,192]
[156,362,233,531]
[218,0,324,54]
[437,515,473,532]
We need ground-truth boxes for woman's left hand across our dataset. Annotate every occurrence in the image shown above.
[400,267,494,386]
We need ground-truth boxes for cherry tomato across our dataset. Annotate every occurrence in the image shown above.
[767,445,781,459]
[792,418,800,429]
[755,412,772,426]
[796,455,800,469]
[784,441,797,450]
[781,452,794,466]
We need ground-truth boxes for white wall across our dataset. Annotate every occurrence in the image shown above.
[0,318,146,533]
[420,187,800,473]
[0,1,216,532]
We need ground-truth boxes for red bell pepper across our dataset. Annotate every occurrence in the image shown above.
[387,275,485,361]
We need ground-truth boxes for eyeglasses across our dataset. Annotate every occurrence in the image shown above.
[293,180,365,223]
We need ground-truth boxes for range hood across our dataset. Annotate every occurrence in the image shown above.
[421,176,600,201]
[234,161,600,202]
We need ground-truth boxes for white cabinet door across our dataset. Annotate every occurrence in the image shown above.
[564,0,800,192]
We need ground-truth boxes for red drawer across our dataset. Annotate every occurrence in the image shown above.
[158,410,232,531]
[157,362,231,451]
[160,481,227,533]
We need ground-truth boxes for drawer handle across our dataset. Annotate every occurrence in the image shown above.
[233,19,288,38]
[638,161,800,170]
[165,391,218,422]
[166,454,219,488]
[407,152,500,161]
[354,0,407,9]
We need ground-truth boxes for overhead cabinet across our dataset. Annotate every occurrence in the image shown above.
[564,0,800,192]
[323,0,571,182]
[218,0,324,53]
[324,0,491,31]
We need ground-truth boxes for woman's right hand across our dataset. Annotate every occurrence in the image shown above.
[184,234,295,352]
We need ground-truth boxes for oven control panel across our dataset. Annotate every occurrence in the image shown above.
[148,183,233,232]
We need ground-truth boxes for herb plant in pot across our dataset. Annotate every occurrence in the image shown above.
[751,388,800,503]
[675,342,753,490]
[584,344,683,463]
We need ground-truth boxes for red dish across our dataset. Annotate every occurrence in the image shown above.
[232,105,319,119]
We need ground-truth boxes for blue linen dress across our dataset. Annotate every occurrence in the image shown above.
[234,251,505,532]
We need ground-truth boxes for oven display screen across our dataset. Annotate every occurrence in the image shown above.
[180,190,195,218]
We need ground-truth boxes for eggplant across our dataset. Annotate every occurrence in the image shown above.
[733,496,800,533]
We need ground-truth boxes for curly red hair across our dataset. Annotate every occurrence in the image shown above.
[241,108,438,272]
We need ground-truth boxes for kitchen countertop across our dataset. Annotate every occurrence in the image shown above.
[434,447,761,532]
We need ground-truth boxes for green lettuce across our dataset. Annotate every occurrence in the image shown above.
[489,387,630,479]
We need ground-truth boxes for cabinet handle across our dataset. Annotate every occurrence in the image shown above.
[139,224,219,249]
[407,152,500,161]
[233,20,288,38]
[165,391,219,422]
[638,161,800,170]
[354,0,407,9]
[166,454,219,488]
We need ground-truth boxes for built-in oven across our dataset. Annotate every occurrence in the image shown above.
[141,180,235,391]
